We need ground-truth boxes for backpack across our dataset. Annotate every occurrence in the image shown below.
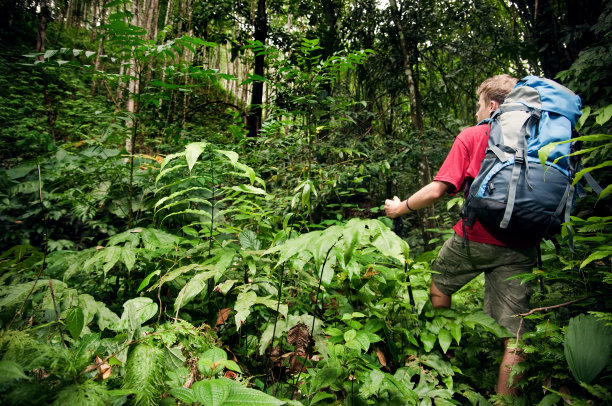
[462,76,584,246]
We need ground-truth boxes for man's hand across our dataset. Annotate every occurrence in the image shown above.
[385,196,405,219]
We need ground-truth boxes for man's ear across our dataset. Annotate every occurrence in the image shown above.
[490,100,499,112]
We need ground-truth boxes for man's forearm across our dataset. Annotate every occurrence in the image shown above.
[408,181,450,210]
[385,181,450,218]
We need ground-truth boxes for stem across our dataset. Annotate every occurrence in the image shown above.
[48,279,66,348]
[267,213,296,384]
[513,296,589,361]
[128,120,137,228]
[293,240,338,390]
[208,153,215,257]
[8,162,49,330]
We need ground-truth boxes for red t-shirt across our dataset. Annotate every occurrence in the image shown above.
[433,123,509,246]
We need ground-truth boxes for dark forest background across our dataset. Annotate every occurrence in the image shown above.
[0,1,610,405]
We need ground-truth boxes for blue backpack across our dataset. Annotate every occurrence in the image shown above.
[463,76,586,245]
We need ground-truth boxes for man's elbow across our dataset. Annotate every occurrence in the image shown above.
[430,181,450,200]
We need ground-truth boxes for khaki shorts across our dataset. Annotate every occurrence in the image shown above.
[432,233,537,336]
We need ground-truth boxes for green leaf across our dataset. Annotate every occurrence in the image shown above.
[193,379,230,406]
[311,391,336,404]
[0,280,47,308]
[65,307,85,340]
[448,322,461,345]
[215,279,236,295]
[121,247,136,271]
[580,248,612,269]
[344,329,357,342]
[538,142,558,167]
[217,150,239,165]
[421,353,454,377]
[218,359,242,373]
[198,348,229,376]
[116,297,158,332]
[223,379,285,405]
[185,142,209,172]
[573,161,612,186]
[102,246,122,275]
[231,184,267,195]
[564,314,612,383]
[6,164,36,179]
[438,328,453,354]
[577,106,591,130]
[359,369,385,398]
[600,184,612,200]
[0,360,29,383]
[595,104,612,126]
[97,305,120,331]
[420,331,436,352]
[384,374,418,403]
[239,230,261,250]
[463,311,511,337]
[537,394,561,406]
[341,220,361,265]
[138,270,161,293]
[170,387,196,403]
[369,220,409,264]
[174,271,211,311]
[234,291,257,329]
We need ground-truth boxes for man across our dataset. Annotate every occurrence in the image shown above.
[384,74,536,396]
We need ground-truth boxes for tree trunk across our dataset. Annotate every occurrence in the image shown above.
[91,1,107,95]
[125,0,141,154]
[36,1,50,62]
[247,0,267,137]
[388,0,436,248]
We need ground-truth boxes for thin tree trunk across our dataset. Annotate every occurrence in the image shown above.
[247,0,267,137]
[125,0,141,154]
[91,1,107,95]
[36,1,50,62]
[388,0,436,248]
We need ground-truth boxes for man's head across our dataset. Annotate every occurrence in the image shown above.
[476,74,518,122]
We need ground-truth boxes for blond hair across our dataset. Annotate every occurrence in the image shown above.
[477,74,519,104]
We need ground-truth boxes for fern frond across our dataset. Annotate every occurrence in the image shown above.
[52,380,109,406]
[123,344,165,405]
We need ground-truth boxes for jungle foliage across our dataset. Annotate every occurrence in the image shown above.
[0,0,611,405]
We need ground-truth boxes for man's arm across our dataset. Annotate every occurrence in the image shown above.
[384,180,450,218]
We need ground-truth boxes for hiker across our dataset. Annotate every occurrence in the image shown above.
[384,74,535,396]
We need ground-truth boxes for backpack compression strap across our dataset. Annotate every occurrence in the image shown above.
[499,108,541,229]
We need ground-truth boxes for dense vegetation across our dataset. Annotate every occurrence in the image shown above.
[0,0,610,405]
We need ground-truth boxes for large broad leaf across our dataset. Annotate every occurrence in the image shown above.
[0,280,49,308]
[102,246,122,275]
[115,297,158,332]
[234,291,257,329]
[359,369,385,398]
[65,307,85,340]
[564,314,612,383]
[310,225,342,269]
[462,311,512,338]
[223,378,285,405]
[121,247,136,271]
[174,271,212,311]
[193,379,230,406]
[169,387,196,403]
[264,232,318,268]
[367,220,409,264]
[185,142,209,172]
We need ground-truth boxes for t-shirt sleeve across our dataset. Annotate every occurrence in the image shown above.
[433,134,470,195]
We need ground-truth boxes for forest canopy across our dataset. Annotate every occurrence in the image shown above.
[0,0,610,405]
